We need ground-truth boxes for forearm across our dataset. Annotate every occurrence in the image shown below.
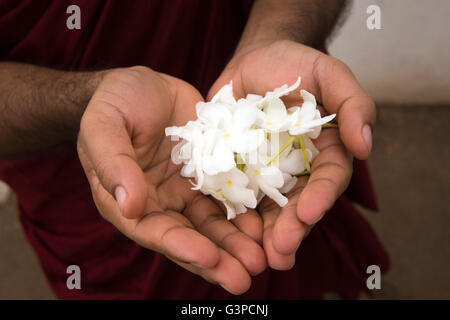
[236,0,347,56]
[0,63,104,156]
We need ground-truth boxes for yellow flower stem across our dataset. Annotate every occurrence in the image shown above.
[298,134,311,173]
[234,153,246,171]
[295,170,310,177]
[322,123,339,129]
[265,136,295,166]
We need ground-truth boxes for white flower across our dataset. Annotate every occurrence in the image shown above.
[165,76,335,220]
[167,123,218,189]
[196,101,265,154]
[245,164,288,207]
[275,132,318,175]
[201,168,257,220]
[195,84,265,170]
[287,89,336,138]
[254,77,302,132]
[276,133,319,194]
[257,97,295,132]
[251,132,319,196]
[257,76,301,107]
[210,81,236,106]
[279,173,298,194]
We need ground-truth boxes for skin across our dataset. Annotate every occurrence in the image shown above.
[0,0,376,295]
[77,67,266,294]
[205,0,375,274]
[208,40,375,270]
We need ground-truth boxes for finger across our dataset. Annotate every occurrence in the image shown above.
[296,129,353,225]
[78,105,148,220]
[87,171,221,269]
[230,208,264,244]
[209,197,264,244]
[87,159,248,294]
[184,195,267,276]
[314,55,376,160]
[272,178,309,255]
[133,210,220,269]
[153,170,266,275]
[172,249,252,295]
[149,169,263,246]
[260,202,295,270]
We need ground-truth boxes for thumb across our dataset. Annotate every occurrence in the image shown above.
[78,108,148,220]
[314,57,376,160]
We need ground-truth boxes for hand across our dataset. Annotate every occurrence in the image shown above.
[77,66,266,294]
[208,40,375,270]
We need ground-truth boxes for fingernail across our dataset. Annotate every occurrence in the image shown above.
[219,283,232,294]
[362,124,372,154]
[114,186,126,214]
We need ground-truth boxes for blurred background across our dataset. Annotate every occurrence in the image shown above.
[1,0,449,299]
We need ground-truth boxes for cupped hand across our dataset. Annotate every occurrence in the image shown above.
[77,66,266,294]
[208,40,375,270]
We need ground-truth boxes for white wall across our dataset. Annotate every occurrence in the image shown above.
[328,0,450,104]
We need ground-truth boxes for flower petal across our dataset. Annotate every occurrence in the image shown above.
[222,186,257,209]
[211,81,236,105]
[191,163,204,190]
[306,113,336,128]
[299,89,317,122]
[259,181,288,207]
[233,105,258,130]
[228,129,264,153]
[197,103,233,129]
[288,126,314,136]
[223,201,237,220]
[259,76,301,105]
[303,136,320,159]
[308,120,321,139]
[170,141,187,165]
[279,149,306,175]
[195,101,206,118]
[235,203,248,215]
[202,154,219,175]
[202,173,223,191]
[226,167,250,186]
[262,98,288,130]
[247,175,260,198]
[260,166,285,188]
[246,93,263,103]
[211,139,236,172]
[181,163,195,177]
[202,127,217,154]
[165,121,200,143]
[179,142,193,162]
[280,173,298,193]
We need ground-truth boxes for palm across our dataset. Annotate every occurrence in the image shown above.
[78,67,266,294]
[208,41,356,269]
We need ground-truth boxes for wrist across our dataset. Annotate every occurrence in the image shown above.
[233,0,294,60]
[0,63,111,155]
[64,69,108,141]
[234,0,346,59]
[234,38,278,61]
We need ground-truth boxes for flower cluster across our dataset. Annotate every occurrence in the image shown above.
[165,77,336,220]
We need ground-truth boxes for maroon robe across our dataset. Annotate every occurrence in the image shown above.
[0,0,389,299]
